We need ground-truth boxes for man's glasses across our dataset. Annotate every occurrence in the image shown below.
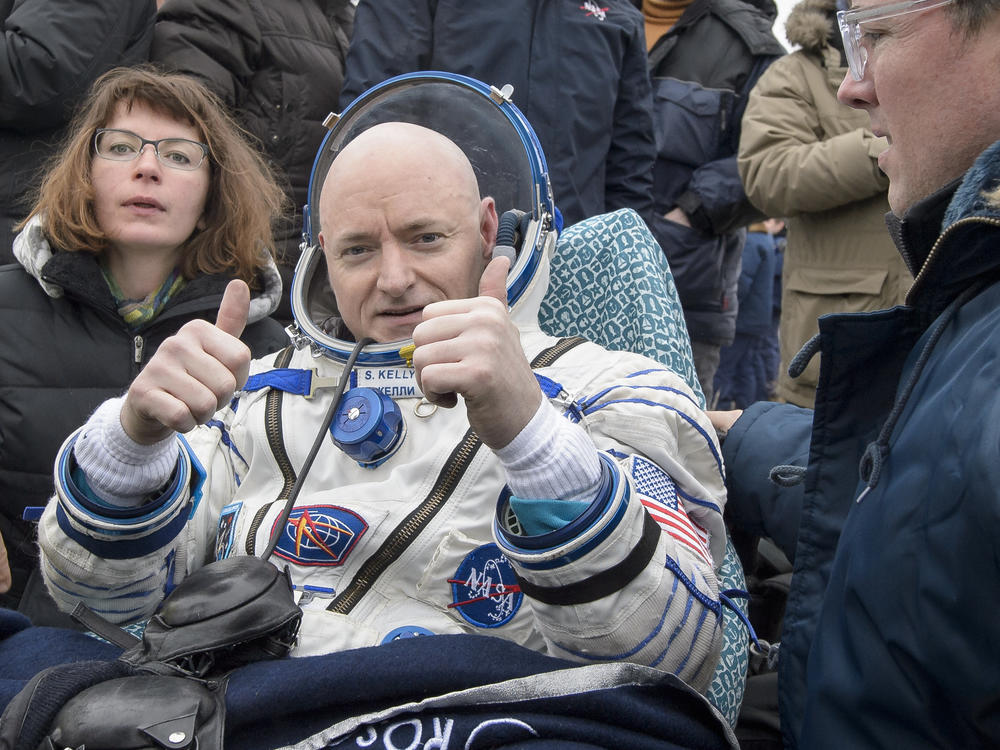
[93,128,209,171]
[838,0,953,80]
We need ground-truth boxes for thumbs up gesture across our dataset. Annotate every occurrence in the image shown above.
[411,256,542,449]
[121,280,253,444]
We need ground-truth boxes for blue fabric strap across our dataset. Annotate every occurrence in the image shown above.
[243,368,314,396]
[534,373,564,398]
[22,507,44,522]
[248,369,565,400]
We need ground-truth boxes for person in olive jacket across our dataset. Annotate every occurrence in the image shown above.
[151,0,355,323]
[738,0,911,407]
[0,0,156,264]
[0,68,289,623]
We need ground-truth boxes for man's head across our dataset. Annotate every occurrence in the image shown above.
[317,122,499,343]
[838,0,1000,215]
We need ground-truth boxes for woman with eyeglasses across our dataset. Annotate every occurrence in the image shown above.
[0,66,290,625]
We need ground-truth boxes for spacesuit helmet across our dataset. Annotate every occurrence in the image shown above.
[288,72,557,366]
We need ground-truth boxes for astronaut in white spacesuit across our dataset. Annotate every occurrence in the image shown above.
[39,75,727,691]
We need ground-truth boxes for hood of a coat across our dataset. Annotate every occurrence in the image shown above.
[785,0,837,52]
[942,138,1000,227]
[11,213,283,324]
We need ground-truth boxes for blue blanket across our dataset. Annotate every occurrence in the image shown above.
[0,608,736,749]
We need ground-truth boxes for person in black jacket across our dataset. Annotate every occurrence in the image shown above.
[643,0,784,406]
[0,67,290,623]
[338,0,656,230]
[151,0,355,323]
[0,0,156,264]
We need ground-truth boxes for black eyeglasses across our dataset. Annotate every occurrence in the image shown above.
[93,128,209,171]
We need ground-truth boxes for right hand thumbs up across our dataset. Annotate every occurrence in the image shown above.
[120,280,254,444]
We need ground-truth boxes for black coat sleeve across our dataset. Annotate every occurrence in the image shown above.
[0,0,155,131]
[150,0,263,108]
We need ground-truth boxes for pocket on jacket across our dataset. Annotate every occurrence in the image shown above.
[781,266,892,389]
[785,266,890,304]
[651,77,734,168]
[651,214,734,312]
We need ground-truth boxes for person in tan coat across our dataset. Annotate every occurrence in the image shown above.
[737,0,911,407]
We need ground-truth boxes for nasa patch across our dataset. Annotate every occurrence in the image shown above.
[448,544,522,628]
[271,505,367,566]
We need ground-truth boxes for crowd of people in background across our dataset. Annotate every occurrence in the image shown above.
[3,0,1000,748]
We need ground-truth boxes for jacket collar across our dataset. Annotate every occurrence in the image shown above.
[888,139,1000,317]
[12,213,284,324]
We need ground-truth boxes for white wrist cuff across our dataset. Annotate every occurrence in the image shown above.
[73,397,179,507]
[494,399,602,503]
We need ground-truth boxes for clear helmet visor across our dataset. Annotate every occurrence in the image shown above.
[290,72,555,366]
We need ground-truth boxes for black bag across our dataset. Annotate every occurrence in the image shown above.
[41,675,225,750]
[0,555,302,750]
[119,555,302,678]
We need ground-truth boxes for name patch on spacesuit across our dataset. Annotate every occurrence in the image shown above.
[448,544,523,628]
[270,505,368,566]
[350,367,422,398]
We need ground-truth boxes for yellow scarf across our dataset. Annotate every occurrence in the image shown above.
[643,0,693,50]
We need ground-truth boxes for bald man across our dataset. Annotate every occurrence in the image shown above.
[39,123,728,692]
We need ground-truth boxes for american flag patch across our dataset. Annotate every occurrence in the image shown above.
[630,456,712,566]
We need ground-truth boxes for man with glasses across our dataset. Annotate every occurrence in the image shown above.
[712,0,1000,746]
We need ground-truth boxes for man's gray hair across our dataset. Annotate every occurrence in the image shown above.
[950,0,1000,35]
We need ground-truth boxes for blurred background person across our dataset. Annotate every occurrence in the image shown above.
[714,217,784,411]
[339,0,656,230]
[0,67,289,624]
[738,0,910,408]
[151,0,356,323]
[1,0,155,264]
[643,0,786,407]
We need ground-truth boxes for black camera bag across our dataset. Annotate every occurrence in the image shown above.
[0,555,302,750]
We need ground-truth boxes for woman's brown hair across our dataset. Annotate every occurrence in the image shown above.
[22,66,288,286]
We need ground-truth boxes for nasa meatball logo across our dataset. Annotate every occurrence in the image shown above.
[448,544,523,628]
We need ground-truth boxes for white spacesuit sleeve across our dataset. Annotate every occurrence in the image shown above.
[494,346,726,689]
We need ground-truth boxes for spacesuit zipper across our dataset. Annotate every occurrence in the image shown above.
[325,336,587,615]
[326,428,483,614]
[245,346,297,555]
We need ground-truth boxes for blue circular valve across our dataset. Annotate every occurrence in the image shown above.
[330,388,405,468]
